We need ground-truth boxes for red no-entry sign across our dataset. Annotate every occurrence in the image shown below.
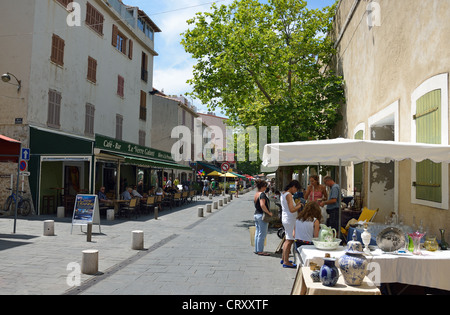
[221,162,230,173]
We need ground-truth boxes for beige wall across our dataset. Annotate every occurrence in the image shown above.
[333,0,450,234]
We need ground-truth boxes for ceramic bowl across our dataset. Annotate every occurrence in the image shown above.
[311,238,342,250]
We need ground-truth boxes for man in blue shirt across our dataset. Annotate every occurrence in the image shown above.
[122,187,133,200]
[320,176,340,231]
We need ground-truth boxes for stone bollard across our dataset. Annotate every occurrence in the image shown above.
[131,230,144,250]
[224,197,228,205]
[57,206,65,218]
[87,222,93,242]
[107,209,115,221]
[198,207,204,217]
[213,201,218,210]
[154,206,159,220]
[227,196,231,202]
[43,220,54,236]
[219,199,223,207]
[209,194,213,200]
[206,204,212,213]
[81,249,99,275]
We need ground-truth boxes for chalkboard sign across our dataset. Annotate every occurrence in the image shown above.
[71,195,101,234]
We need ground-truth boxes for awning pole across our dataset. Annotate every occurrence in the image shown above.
[13,144,22,234]
[338,158,342,239]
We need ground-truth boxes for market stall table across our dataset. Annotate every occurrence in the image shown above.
[297,245,450,292]
[292,267,381,295]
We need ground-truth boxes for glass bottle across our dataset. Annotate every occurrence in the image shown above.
[440,229,448,250]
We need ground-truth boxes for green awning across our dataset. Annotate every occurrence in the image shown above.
[116,154,193,171]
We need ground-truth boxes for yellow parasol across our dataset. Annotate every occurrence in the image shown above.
[207,171,223,176]
[220,172,237,178]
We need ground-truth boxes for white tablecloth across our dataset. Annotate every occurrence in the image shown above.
[297,245,450,291]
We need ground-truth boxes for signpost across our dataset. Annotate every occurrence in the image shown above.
[71,195,101,234]
[221,162,231,196]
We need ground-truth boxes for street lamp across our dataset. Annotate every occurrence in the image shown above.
[1,72,21,92]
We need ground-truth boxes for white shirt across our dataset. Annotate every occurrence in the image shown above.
[295,218,317,242]
[280,191,296,224]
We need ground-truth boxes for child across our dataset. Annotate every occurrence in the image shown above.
[294,201,322,247]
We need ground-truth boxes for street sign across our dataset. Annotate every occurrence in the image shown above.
[221,162,230,173]
[19,160,27,172]
[21,148,30,161]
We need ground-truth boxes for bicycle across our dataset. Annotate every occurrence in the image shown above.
[3,188,32,216]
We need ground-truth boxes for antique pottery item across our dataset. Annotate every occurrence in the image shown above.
[310,266,321,282]
[338,231,368,286]
[424,235,439,252]
[408,231,425,255]
[312,238,341,250]
[319,258,339,287]
[376,226,406,252]
[319,224,337,242]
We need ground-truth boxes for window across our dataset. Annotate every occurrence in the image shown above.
[86,2,104,35]
[48,89,61,128]
[139,130,146,146]
[411,73,449,209]
[117,75,124,97]
[138,17,154,41]
[87,56,97,83]
[139,90,147,121]
[116,115,123,140]
[414,89,442,203]
[85,103,95,136]
[51,34,65,66]
[55,0,73,8]
[112,24,133,59]
[141,52,148,82]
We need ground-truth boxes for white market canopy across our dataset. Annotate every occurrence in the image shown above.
[262,138,450,168]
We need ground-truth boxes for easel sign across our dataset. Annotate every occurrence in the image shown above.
[71,195,101,234]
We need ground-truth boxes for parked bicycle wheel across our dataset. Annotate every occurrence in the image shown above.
[3,196,14,213]
[19,200,32,216]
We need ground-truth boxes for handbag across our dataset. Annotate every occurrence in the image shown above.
[258,193,272,223]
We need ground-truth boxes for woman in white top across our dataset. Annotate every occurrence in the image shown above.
[295,201,322,247]
[280,180,303,268]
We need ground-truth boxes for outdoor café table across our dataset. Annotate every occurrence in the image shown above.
[112,199,129,214]
[297,245,450,292]
[292,267,381,295]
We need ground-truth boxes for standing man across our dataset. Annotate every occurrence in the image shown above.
[320,176,340,231]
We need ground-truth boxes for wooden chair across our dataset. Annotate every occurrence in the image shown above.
[341,207,379,237]
[161,194,173,209]
[120,198,138,219]
[173,192,182,207]
[143,196,156,215]
[182,191,188,205]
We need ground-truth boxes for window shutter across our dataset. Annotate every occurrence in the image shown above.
[415,89,442,203]
[112,24,118,47]
[128,39,133,59]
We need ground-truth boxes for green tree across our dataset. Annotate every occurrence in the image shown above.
[182,0,344,143]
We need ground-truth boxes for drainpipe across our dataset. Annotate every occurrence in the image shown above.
[334,0,361,49]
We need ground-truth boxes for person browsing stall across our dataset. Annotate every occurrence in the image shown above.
[280,180,304,268]
[319,176,340,231]
[294,201,322,247]
[253,180,272,256]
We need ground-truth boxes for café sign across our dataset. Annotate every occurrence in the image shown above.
[96,134,174,162]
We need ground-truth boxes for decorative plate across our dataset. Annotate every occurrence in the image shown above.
[376,227,406,252]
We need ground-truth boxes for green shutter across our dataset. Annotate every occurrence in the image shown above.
[415,89,442,203]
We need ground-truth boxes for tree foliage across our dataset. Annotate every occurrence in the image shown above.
[182,0,344,143]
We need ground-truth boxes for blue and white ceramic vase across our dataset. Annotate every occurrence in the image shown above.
[319,258,339,287]
[338,231,368,286]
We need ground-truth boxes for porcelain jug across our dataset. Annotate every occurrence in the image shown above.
[319,258,339,287]
[319,224,336,242]
[338,231,368,286]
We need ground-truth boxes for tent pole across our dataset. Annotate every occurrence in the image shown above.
[338,159,342,239]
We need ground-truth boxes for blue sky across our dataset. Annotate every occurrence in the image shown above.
[124,0,337,113]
